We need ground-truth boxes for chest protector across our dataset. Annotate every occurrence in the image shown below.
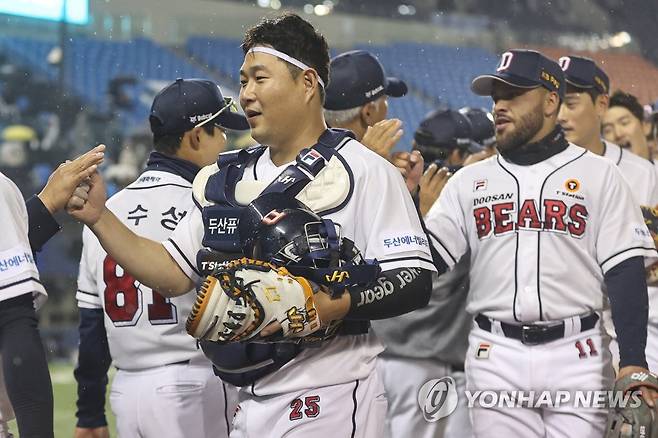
[193,129,365,386]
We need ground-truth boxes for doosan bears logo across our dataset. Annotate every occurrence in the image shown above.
[473,198,589,240]
[417,377,459,422]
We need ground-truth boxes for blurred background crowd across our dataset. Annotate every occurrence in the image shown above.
[1,0,658,360]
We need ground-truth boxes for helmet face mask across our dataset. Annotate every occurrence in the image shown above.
[243,210,344,269]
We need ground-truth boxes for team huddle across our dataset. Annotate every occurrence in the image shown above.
[2,11,658,438]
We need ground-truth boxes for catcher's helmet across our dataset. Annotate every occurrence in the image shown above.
[238,192,380,295]
[238,192,334,267]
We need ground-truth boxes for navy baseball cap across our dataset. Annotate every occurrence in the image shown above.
[414,109,483,153]
[471,49,565,99]
[558,55,610,95]
[324,50,408,111]
[459,107,495,147]
[149,78,249,137]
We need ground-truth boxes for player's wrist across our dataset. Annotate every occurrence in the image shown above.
[314,288,350,323]
[36,191,57,215]
[89,206,112,230]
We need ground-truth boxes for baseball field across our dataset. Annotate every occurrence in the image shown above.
[9,363,117,437]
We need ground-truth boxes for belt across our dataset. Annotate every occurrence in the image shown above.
[475,313,599,345]
[115,359,190,371]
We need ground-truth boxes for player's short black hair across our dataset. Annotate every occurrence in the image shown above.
[241,13,330,101]
[153,123,215,155]
[565,84,600,104]
[609,90,645,122]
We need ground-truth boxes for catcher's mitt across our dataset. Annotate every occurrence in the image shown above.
[641,206,658,284]
[605,371,658,438]
[186,258,323,343]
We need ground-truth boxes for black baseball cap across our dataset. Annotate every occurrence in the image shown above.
[149,78,249,137]
[558,55,610,95]
[459,107,495,147]
[471,49,565,99]
[414,109,483,153]
[323,50,408,111]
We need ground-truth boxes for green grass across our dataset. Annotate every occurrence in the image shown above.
[8,362,117,437]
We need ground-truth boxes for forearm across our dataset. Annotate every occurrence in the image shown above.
[91,208,193,296]
[74,309,111,428]
[605,256,648,368]
[345,267,432,320]
[26,195,61,252]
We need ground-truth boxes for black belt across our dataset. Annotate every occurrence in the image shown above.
[475,313,599,345]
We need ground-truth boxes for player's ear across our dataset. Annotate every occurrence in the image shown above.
[545,91,560,118]
[595,94,609,118]
[302,70,320,103]
[189,127,202,150]
[361,102,375,125]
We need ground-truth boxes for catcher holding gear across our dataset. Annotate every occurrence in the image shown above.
[68,13,434,437]
[187,192,381,345]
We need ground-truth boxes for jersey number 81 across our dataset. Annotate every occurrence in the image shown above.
[103,256,177,327]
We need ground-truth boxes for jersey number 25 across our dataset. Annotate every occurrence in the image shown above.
[103,256,177,327]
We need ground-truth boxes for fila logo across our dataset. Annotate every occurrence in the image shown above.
[474,179,487,192]
[476,342,491,359]
[301,149,323,166]
[278,174,296,185]
[325,270,350,283]
[558,56,571,72]
[497,52,514,72]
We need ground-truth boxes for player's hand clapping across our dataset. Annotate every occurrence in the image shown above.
[66,144,109,227]
[391,150,423,193]
[37,144,105,214]
[419,163,451,217]
[361,118,403,160]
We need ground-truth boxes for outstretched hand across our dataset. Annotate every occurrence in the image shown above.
[66,147,108,227]
[37,144,105,214]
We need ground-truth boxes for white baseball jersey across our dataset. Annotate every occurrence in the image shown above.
[602,140,658,207]
[0,172,46,307]
[425,144,657,323]
[164,140,435,395]
[77,170,206,370]
[600,140,658,326]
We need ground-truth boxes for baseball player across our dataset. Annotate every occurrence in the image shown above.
[412,108,484,216]
[603,90,653,161]
[373,109,482,438]
[558,56,658,206]
[73,79,247,438]
[323,49,407,155]
[322,49,427,193]
[0,146,104,438]
[425,49,658,436]
[459,107,498,165]
[68,13,434,438]
[557,56,658,372]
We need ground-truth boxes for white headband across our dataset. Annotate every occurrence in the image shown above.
[248,46,325,88]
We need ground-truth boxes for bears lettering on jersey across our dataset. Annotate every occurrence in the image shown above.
[473,199,589,239]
